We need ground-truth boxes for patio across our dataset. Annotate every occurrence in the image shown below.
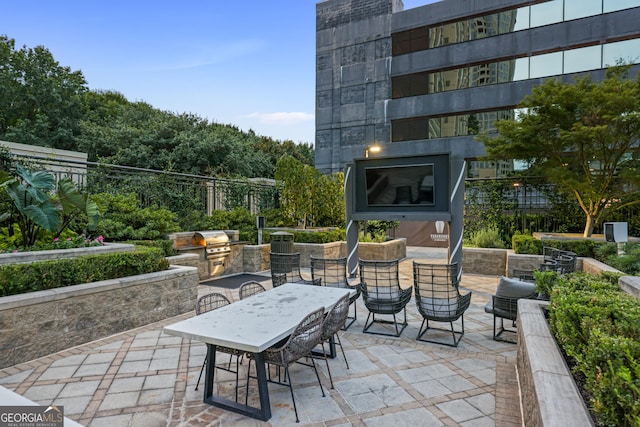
[0,248,522,426]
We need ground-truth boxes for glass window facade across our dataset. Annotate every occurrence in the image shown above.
[392,0,640,55]
[391,39,638,98]
[392,109,515,142]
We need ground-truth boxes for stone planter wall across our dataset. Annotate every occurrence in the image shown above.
[0,265,199,369]
[358,238,407,261]
[462,248,507,276]
[0,243,135,265]
[295,242,344,268]
[517,299,595,427]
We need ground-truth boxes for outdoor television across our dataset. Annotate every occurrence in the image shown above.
[350,154,450,220]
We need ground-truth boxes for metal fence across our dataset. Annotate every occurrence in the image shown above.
[6,154,280,216]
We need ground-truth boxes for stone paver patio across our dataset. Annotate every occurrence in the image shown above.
[0,248,522,426]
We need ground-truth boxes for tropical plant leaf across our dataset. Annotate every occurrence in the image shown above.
[22,201,60,232]
[15,164,56,193]
[57,178,85,212]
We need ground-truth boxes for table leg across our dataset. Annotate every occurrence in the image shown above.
[311,335,336,359]
[202,345,271,421]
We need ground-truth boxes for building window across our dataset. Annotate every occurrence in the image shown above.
[391,38,640,98]
[391,0,640,56]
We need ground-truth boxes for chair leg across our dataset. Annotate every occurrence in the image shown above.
[195,356,206,391]
[320,341,334,389]
[342,302,357,331]
[284,367,300,423]
[416,316,465,347]
[335,333,349,370]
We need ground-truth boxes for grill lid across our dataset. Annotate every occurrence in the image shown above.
[192,231,230,248]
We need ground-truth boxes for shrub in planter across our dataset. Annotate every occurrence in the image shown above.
[549,273,640,426]
[0,246,169,297]
[512,233,542,254]
[469,225,505,248]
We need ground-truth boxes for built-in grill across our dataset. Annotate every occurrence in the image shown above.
[192,231,231,259]
[191,231,231,278]
[172,230,232,279]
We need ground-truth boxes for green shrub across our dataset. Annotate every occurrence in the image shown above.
[594,242,640,275]
[549,272,640,426]
[0,246,169,296]
[469,226,505,248]
[512,233,542,254]
[262,229,345,244]
[92,193,180,241]
[533,270,560,297]
[127,239,176,257]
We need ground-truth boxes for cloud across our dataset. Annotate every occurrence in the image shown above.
[246,112,314,126]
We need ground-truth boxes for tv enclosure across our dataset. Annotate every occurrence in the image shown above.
[352,154,450,219]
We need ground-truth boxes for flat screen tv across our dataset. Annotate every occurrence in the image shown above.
[350,154,450,220]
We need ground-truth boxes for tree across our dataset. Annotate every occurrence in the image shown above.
[478,65,640,237]
[0,35,87,150]
[275,155,314,228]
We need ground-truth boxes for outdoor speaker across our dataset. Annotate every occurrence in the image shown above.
[256,216,265,229]
[604,222,628,243]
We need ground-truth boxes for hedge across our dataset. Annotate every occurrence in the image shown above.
[0,246,170,297]
[549,273,640,426]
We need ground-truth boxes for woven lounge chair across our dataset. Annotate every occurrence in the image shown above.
[359,259,412,337]
[239,280,266,300]
[318,293,350,389]
[245,307,326,422]
[194,293,244,400]
[413,261,472,347]
[310,256,360,329]
[270,252,321,287]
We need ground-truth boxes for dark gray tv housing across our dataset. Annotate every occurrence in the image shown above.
[349,153,451,221]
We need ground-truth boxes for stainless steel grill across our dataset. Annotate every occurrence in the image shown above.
[192,231,231,259]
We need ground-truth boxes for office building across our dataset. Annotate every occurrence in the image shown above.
[315,0,640,175]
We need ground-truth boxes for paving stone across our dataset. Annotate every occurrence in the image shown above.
[108,377,145,393]
[118,360,150,374]
[89,414,132,427]
[0,369,33,384]
[94,340,124,351]
[138,387,174,405]
[23,383,65,402]
[436,374,476,393]
[54,395,92,414]
[38,365,77,380]
[363,407,442,426]
[98,391,140,410]
[466,392,495,416]
[74,362,110,377]
[437,399,484,423]
[144,373,177,390]
[58,380,100,398]
[124,349,154,362]
[50,354,87,367]
[411,379,451,399]
[83,352,117,365]
[130,412,168,427]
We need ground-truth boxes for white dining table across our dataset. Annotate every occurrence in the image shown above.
[162,283,352,421]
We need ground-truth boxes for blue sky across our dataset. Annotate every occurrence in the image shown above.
[1,0,435,145]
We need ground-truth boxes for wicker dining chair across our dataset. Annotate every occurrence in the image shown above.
[310,256,360,329]
[269,252,321,287]
[358,259,412,337]
[194,293,244,401]
[245,307,326,422]
[238,280,267,300]
[318,293,351,389]
[412,261,472,347]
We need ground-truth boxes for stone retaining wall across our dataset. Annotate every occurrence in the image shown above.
[517,299,595,427]
[0,243,135,265]
[462,248,507,276]
[0,265,199,369]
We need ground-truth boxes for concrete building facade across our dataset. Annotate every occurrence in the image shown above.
[315,0,640,174]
